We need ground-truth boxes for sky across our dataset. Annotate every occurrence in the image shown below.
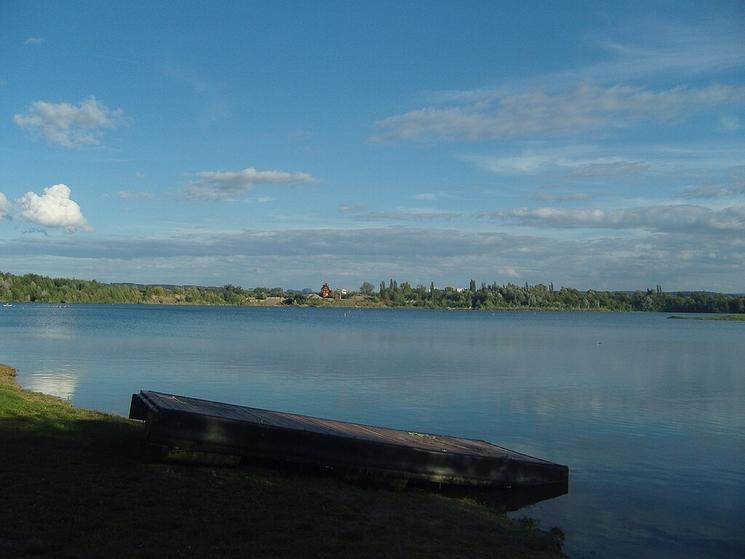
[1,1,744,291]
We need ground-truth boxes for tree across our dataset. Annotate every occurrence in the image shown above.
[360,281,375,296]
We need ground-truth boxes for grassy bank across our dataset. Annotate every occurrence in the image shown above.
[0,364,564,558]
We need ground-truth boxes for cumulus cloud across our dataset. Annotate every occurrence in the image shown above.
[185,166,317,201]
[495,204,745,233]
[0,192,10,220]
[14,97,124,147]
[17,184,91,232]
[374,84,745,141]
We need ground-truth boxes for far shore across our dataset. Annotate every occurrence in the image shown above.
[4,271,744,314]
[6,299,745,317]
[3,298,609,311]
[668,314,745,321]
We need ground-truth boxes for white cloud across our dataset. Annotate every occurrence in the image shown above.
[566,24,745,84]
[339,204,463,222]
[462,142,745,182]
[185,166,317,201]
[2,226,743,291]
[14,97,124,147]
[568,160,649,178]
[413,191,457,201]
[17,184,91,232]
[413,193,437,201]
[0,192,10,220]
[425,22,745,98]
[683,180,745,199]
[499,204,745,233]
[464,153,558,175]
[374,84,745,141]
[464,149,650,178]
[24,36,43,45]
[532,191,592,203]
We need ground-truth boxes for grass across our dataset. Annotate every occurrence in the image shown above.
[668,314,745,321]
[0,363,564,558]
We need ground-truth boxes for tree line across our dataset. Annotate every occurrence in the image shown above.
[1,271,743,313]
[373,279,745,313]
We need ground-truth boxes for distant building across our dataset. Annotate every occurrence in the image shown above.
[320,283,332,298]
[340,289,347,296]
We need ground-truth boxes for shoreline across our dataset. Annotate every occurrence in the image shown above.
[668,314,745,321]
[3,271,743,314]
[0,362,566,558]
[5,300,742,316]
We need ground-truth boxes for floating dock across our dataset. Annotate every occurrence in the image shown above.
[130,390,568,489]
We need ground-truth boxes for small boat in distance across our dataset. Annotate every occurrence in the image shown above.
[2,303,12,308]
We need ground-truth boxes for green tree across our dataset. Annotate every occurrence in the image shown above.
[360,281,375,295]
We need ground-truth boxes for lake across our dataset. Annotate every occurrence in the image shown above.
[1,304,743,558]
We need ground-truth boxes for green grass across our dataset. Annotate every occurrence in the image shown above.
[0,364,564,558]
[668,314,745,321]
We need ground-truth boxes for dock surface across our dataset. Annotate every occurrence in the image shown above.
[130,390,568,488]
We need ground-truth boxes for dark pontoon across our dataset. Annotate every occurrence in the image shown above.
[130,390,568,489]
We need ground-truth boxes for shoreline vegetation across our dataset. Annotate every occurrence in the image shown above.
[0,363,565,558]
[2,271,744,314]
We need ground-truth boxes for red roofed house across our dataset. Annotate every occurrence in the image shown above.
[320,283,332,298]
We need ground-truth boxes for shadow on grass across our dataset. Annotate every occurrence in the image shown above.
[0,374,565,558]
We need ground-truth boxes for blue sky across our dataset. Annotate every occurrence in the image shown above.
[2,1,744,291]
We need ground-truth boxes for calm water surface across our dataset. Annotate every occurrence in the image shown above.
[1,304,743,558]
